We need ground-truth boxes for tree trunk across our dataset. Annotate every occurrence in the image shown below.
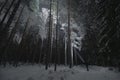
[45,0,52,70]
[67,0,72,68]
[54,0,59,71]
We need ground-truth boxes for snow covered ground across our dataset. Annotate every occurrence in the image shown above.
[0,64,120,80]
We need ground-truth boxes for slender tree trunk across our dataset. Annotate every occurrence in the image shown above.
[54,0,59,71]
[71,43,74,66]
[65,37,67,65]
[45,0,52,70]
[39,39,43,64]
[57,10,60,66]
[67,0,72,68]
[49,40,52,65]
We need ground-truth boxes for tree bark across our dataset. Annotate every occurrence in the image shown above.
[0,0,15,28]
[0,0,8,15]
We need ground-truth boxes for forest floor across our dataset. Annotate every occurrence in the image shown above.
[0,64,120,80]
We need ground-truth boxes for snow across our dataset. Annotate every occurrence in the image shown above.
[29,0,39,13]
[0,65,120,80]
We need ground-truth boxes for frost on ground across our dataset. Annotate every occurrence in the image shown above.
[0,65,120,80]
